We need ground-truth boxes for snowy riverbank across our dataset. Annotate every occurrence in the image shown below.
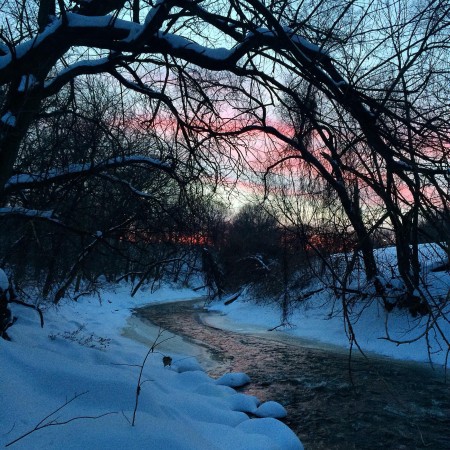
[204,243,450,368]
[206,292,450,367]
[2,258,449,450]
[1,285,303,450]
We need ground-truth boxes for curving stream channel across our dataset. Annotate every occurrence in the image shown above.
[131,299,450,449]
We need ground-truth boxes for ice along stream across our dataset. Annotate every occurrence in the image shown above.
[131,299,450,450]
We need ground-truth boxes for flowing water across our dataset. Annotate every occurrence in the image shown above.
[134,300,450,450]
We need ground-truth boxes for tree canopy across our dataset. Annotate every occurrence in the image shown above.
[0,0,449,304]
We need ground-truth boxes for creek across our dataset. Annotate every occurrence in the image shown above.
[131,299,450,450]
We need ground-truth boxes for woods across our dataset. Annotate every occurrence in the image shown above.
[0,1,448,316]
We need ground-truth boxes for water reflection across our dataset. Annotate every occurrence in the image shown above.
[136,300,450,450]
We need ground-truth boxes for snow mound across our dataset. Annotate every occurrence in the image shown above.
[215,372,251,387]
[173,357,205,373]
[236,417,304,450]
[227,393,260,413]
[254,400,287,418]
[1,286,303,450]
[193,382,236,397]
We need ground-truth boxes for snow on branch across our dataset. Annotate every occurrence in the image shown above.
[156,32,235,62]
[0,2,337,90]
[43,57,113,95]
[95,173,160,200]
[1,112,16,127]
[0,3,331,82]
[0,13,137,75]
[5,155,172,192]
[0,207,54,218]
[0,207,65,227]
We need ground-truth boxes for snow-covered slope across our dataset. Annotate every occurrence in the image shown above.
[207,244,450,367]
[1,285,302,450]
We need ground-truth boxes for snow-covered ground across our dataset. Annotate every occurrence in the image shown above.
[0,284,303,450]
[206,292,450,366]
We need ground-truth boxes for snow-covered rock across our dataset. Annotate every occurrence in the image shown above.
[172,357,204,373]
[236,417,304,450]
[215,372,251,387]
[254,400,287,418]
[227,393,260,413]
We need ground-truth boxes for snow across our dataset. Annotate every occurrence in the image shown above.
[333,79,347,87]
[5,156,169,189]
[144,1,164,25]
[254,27,274,36]
[18,74,37,92]
[207,292,450,366]
[1,111,16,127]
[44,58,110,90]
[1,284,303,450]
[254,401,287,419]
[236,418,303,450]
[159,32,233,61]
[216,372,251,388]
[289,34,323,54]
[66,13,140,33]
[7,19,61,61]
[0,268,9,291]
[120,2,166,44]
[1,245,448,448]
[0,14,137,71]
[0,207,54,218]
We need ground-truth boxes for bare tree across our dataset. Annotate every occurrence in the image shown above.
[0,0,448,309]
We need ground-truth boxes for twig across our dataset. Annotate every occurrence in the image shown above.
[131,328,175,426]
[5,392,117,447]
[121,410,131,425]
[9,298,44,328]
[268,323,287,331]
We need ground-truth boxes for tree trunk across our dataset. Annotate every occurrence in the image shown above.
[0,85,44,204]
[335,182,378,280]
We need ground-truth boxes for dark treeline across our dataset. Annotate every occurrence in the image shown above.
[0,76,213,301]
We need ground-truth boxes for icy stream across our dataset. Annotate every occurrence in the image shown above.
[132,300,450,449]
